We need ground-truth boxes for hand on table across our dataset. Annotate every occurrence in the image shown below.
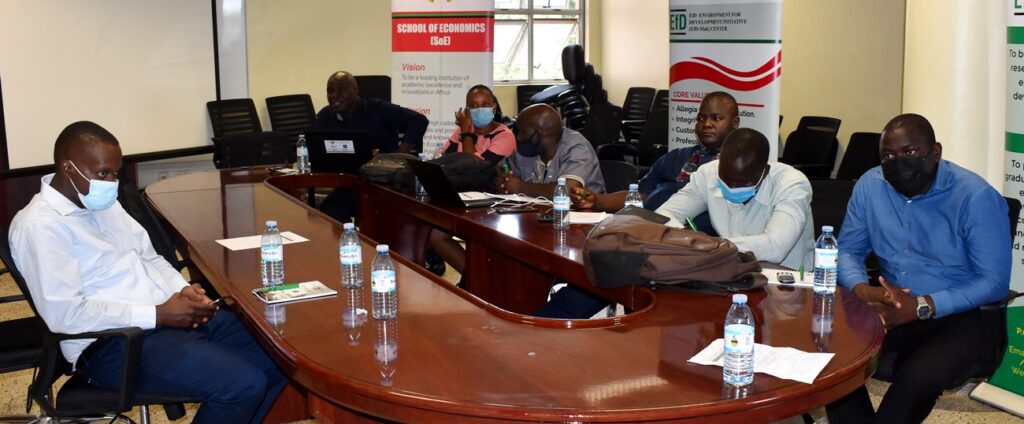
[570,186,595,209]
[494,172,524,195]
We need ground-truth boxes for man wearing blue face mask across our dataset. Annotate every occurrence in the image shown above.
[655,128,815,269]
[9,122,286,424]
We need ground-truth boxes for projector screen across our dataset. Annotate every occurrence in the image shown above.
[0,0,217,170]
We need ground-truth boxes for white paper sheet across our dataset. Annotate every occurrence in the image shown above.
[568,211,608,224]
[688,338,834,384]
[215,231,309,251]
[459,191,499,201]
[762,266,814,288]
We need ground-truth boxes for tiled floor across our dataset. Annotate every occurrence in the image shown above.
[0,262,1019,423]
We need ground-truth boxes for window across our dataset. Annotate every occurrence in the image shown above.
[494,0,585,83]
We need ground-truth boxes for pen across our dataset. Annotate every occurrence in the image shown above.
[502,161,510,175]
[685,217,698,231]
[799,265,804,281]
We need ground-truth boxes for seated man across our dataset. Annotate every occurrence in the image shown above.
[539,128,814,318]
[494,103,606,197]
[826,114,1010,424]
[572,91,739,212]
[316,70,429,223]
[9,122,287,424]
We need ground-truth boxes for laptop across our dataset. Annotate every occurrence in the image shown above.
[305,130,373,174]
[406,159,498,208]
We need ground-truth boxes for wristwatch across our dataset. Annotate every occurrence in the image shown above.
[916,296,933,320]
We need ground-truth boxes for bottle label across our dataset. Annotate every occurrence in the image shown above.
[261,245,283,262]
[724,324,754,354]
[371,270,396,293]
[297,146,308,156]
[625,200,644,208]
[815,248,838,270]
[553,195,570,211]
[340,245,361,265]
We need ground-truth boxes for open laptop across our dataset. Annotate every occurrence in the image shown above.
[305,130,373,174]
[406,159,498,208]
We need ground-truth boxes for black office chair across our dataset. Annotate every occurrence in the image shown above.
[835,132,881,180]
[355,75,392,102]
[599,160,640,193]
[265,94,315,134]
[515,84,552,115]
[212,133,296,169]
[651,90,669,116]
[580,102,622,149]
[206,98,262,138]
[781,116,841,179]
[619,87,656,142]
[809,179,856,238]
[0,228,196,423]
[597,90,669,167]
[0,293,44,422]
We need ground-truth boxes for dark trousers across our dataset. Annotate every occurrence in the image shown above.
[320,188,359,225]
[79,310,287,424]
[826,307,999,424]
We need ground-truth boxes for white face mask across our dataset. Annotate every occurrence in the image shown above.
[68,161,119,210]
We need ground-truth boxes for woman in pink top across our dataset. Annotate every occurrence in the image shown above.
[433,85,515,164]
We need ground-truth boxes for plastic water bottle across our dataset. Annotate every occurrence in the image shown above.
[375,318,398,385]
[723,293,755,386]
[371,245,398,319]
[624,183,643,208]
[813,225,839,294]
[415,152,430,200]
[342,288,366,345]
[260,220,284,286]
[339,223,363,288]
[812,293,835,352]
[553,177,570,230]
[296,134,311,174]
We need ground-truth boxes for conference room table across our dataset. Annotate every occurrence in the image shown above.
[145,168,884,423]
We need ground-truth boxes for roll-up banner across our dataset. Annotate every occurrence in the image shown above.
[668,0,782,160]
[391,0,494,155]
[975,1,1024,417]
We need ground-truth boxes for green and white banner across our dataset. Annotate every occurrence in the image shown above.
[668,0,782,159]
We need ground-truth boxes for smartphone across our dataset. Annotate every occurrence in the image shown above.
[537,213,555,222]
[495,206,536,214]
[777,273,795,284]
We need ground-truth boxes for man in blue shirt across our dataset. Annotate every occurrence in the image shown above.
[827,114,1010,424]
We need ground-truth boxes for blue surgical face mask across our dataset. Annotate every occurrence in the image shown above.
[68,161,119,210]
[470,107,495,127]
[717,168,766,204]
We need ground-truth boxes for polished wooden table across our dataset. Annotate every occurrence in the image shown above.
[145,169,884,423]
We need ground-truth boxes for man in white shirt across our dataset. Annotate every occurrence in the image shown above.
[655,128,815,269]
[8,121,285,424]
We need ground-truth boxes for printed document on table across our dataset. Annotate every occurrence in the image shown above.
[216,232,309,251]
[568,211,608,224]
[688,339,834,384]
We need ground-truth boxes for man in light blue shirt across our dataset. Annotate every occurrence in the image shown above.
[827,114,1010,424]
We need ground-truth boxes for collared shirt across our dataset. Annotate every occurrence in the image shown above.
[638,143,720,210]
[654,160,815,269]
[9,175,188,366]
[506,127,607,193]
[837,160,1010,318]
[437,123,516,163]
[313,97,429,153]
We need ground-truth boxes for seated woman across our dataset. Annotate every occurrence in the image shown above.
[427,85,515,276]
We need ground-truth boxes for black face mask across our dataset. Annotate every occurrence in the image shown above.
[882,154,932,198]
[516,133,540,157]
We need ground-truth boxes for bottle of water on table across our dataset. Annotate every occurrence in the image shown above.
[553,177,570,230]
[624,183,643,208]
[813,225,838,294]
[339,223,363,288]
[371,245,398,319]
[723,293,755,386]
[260,220,284,286]
[415,152,430,200]
[296,134,311,174]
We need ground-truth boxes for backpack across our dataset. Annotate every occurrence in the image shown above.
[583,214,765,294]
[358,153,417,186]
[392,152,499,193]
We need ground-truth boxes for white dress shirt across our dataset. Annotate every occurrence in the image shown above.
[655,160,815,270]
[9,174,188,366]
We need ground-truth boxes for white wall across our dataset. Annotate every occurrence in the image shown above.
[598,0,670,107]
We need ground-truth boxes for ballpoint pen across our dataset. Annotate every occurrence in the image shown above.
[685,217,698,231]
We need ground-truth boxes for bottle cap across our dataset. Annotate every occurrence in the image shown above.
[732,294,748,304]
[266,220,277,227]
[822,225,834,233]
[343,222,355,230]
[376,244,390,253]
[557,177,566,185]
[629,183,639,191]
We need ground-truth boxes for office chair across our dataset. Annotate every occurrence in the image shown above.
[780,116,841,179]
[265,94,315,134]
[515,84,552,115]
[0,291,44,423]
[809,179,856,238]
[206,98,262,138]
[355,75,392,102]
[599,160,640,193]
[212,132,296,169]
[0,228,196,424]
[834,132,881,180]
[619,87,656,142]
[600,96,669,167]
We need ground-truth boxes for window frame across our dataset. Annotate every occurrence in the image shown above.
[494,0,586,84]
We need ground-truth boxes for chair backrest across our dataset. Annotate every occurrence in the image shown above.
[781,128,839,178]
[796,116,841,134]
[355,75,391,102]
[516,84,552,114]
[635,104,669,166]
[212,133,296,169]
[620,87,656,141]
[206,98,262,138]
[265,94,315,134]
[0,228,43,319]
[580,103,622,148]
[117,174,179,268]
[835,132,881,180]
[599,160,640,193]
[652,90,670,116]
[809,179,856,238]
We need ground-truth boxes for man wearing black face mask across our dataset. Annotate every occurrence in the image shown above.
[494,104,605,197]
[827,114,1010,424]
